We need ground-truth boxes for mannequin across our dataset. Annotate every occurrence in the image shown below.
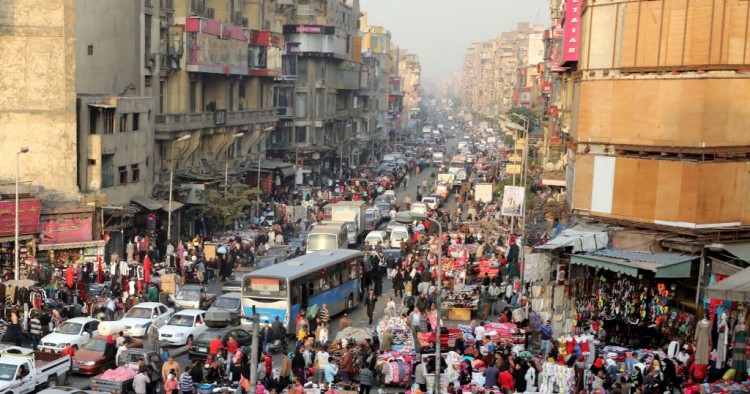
[694,314,711,365]
[126,241,134,262]
[119,260,129,277]
[732,314,747,382]
[716,312,728,368]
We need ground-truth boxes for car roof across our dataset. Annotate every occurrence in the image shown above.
[218,292,242,299]
[173,309,204,316]
[180,285,204,289]
[131,302,167,308]
[62,317,99,324]
[367,230,386,237]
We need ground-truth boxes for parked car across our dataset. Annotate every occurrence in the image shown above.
[207,292,243,326]
[188,327,252,361]
[375,202,391,220]
[37,387,97,394]
[422,196,439,210]
[255,255,283,270]
[381,190,397,204]
[39,317,100,353]
[386,220,406,234]
[174,285,217,310]
[265,245,293,260]
[222,267,253,294]
[158,309,209,346]
[72,334,143,375]
[101,302,174,337]
[390,227,410,248]
[410,202,428,215]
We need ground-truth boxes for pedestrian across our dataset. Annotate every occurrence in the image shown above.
[146,319,160,352]
[162,355,181,382]
[61,343,75,384]
[358,363,374,394]
[392,267,405,298]
[29,312,42,351]
[180,366,195,394]
[338,312,352,331]
[323,356,338,385]
[133,365,151,394]
[164,373,178,394]
[364,288,377,325]
[540,320,553,358]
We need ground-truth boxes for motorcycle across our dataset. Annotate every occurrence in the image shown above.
[269,337,288,354]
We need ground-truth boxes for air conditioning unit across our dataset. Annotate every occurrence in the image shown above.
[276,107,292,117]
[145,54,157,70]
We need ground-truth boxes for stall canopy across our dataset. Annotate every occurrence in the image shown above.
[245,160,295,178]
[536,228,609,253]
[570,249,696,278]
[706,266,750,301]
[131,196,163,211]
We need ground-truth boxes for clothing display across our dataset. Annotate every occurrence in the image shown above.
[539,362,575,394]
[441,284,479,309]
[733,321,747,382]
[375,349,415,386]
[717,312,728,368]
[694,318,711,365]
[376,316,414,350]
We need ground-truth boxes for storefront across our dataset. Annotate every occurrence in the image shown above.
[0,198,42,280]
[37,213,105,286]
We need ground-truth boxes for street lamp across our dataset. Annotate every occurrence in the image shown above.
[508,113,530,287]
[167,134,191,244]
[395,210,443,392]
[14,147,29,281]
[225,132,245,196]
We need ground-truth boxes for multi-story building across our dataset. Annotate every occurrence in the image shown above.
[399,52,422,132]
[361,17,392,142]
[271,0,363,180]
[543,0,750,298]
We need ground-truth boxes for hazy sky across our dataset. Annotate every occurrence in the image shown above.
[360,0,550,80]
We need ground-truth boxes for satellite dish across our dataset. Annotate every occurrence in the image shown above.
[89,180,100,191]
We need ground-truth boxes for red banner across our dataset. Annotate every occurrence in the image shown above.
[40,218,93,244]
[0,200,42,238]
[563,0,582,63]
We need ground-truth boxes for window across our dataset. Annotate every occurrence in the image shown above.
[131,164,140,183]
[119,166,128,185]
[274,87,292,108]
[297,59,307,84]
[103,108,115,134]
[132,113,140,131]
[144,15,152,58]
[228,82,234,111]
[119,114,128,132]
[282,56,297,76]
[295,126,307,143]
[101,154,114,188]
[294,93,307,118]
[159,81,166,113]
[87,44,94,55]
[315,89,324,117]
[189,81,197,112]
[239,83,246,100]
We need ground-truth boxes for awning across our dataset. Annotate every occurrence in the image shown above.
[245,160,295,177]
[38,240,106,251]
[88,103,115,109]
[536,229,609,253]
[570,249,696,278]
[278,164,295,178]
[706,266,750,301]
[159,199,184,213]
[0,234,35,243]
[720,242,750,264]
[131,196,163,211]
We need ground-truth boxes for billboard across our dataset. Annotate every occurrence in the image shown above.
[501,186,525,217]
[563,0,582,63]
[0,199,42,237]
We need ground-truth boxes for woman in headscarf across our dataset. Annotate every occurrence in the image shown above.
[104,335,117,366]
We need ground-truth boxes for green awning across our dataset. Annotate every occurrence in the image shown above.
[570,249,696,278]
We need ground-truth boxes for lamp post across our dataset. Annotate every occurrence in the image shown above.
[167,134,191,244]
[14,147,29,281]
[508,113,530,287]
[225,132,245,196]
[395,211,442,393]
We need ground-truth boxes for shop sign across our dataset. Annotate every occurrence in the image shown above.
[0,199,42,237]
[563,0,582,63]
[39,217,93,244]
[501,186,525,217]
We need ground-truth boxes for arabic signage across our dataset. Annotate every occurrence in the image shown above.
[563,0,582,63]
[0,200,42,238]
[40,218,93,244]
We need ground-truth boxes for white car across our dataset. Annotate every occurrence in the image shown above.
[422,196,439,210]
[386,220,406,234]
[410,202,428,215]
[37,388,96,394]
[158,309,209,346]
[390,228,410,248]
[100,302,174,337]
[39,317,100,353]
[365,230,390,248]
[380,191,397,204]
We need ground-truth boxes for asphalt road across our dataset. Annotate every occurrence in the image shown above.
[65,136,460,390]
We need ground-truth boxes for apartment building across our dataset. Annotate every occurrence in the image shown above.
[361,20,392,142]
[399,52,422,132]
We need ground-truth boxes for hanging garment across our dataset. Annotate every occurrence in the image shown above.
[694,319,711,365]
[717,314,728,368]
[732,324,747,382]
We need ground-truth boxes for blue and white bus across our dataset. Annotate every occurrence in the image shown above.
[241,249,363,332]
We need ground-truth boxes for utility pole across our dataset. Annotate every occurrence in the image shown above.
[249,310,260,394]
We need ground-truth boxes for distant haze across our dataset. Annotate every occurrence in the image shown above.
[360,0,550,79]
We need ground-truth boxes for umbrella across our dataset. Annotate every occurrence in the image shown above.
[335,327,373,343]
[4,279,37,288]
[306,304,319,319]
[217,245,228,254]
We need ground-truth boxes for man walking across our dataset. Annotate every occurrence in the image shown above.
[488,282,501,316]
[364,289,377,325]
[540,320,553,358]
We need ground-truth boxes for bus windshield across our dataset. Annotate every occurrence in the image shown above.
[243,276,287,298]
[307,234,338,252]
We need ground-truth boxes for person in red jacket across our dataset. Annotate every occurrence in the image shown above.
[499,365,515,391]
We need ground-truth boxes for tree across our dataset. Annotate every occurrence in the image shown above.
[507,107,538,128]
[201,183,261,228]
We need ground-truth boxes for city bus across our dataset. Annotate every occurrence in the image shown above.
[241,250,363,332]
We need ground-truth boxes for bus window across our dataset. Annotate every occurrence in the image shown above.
[291,286,299,305]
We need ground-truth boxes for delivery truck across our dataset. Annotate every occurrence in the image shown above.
[474,183,495,203]
[331,201,367,246]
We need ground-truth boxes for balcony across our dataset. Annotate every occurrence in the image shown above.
[155,109,278,133]
[283,25,347,59]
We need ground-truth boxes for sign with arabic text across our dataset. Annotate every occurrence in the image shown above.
[40,218,93,244]
[501,186,525,217]
[0,200,42,237]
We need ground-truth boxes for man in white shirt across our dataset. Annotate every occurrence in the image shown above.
[488,283,501,316]
[475,325,486,344]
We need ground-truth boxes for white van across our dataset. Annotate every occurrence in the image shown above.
[410,202,428,215]
[390,228,410,248]
[365,230,390,248]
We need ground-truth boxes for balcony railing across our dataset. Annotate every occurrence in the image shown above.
[155,109,278,132]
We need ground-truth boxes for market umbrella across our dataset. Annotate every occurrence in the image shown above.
[143,255,151,284]
[4,279,37,288]
[217,245,228,254]
[335,327,373,343]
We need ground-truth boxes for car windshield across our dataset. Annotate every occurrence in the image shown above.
[257,258,275,268]
[214,297,240,310]
[177,289,200,300]
[197,331,224,342]
[0,364,17,381]
[82,338,107,352]
[125,307,152,319]
[167,314,195,327]
[56,321,83,335]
